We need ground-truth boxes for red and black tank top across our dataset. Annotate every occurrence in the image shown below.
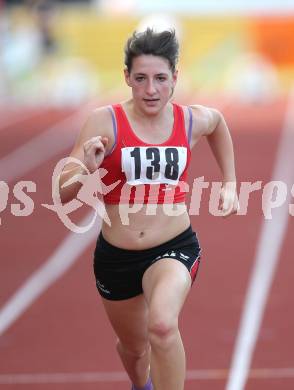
[99,103,192,204]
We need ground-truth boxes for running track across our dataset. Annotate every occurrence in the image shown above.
[0,95,293,390]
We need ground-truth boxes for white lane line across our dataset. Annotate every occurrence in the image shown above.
[225,89,294,390]
[0,103,93,183]
[0,368,294,384]
[0,213,101,336]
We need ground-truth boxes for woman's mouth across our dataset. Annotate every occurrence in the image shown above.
[143,98,160,105]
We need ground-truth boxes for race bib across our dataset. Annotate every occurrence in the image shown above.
[121,146,187,185]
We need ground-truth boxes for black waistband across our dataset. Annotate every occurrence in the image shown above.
[98,225,195,255]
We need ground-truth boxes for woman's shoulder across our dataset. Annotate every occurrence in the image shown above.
[90,104,116,121]
[74,105,117,155]
[181,103,222,136]
[85,105,117,136]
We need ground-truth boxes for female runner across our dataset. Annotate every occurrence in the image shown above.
[58,28,238,390]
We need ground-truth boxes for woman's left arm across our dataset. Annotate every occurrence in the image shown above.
[206,109,236,179]
[206,108,239,217]
[190,106,238,217]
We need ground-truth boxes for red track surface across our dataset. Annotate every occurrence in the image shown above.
[0,97,293,389]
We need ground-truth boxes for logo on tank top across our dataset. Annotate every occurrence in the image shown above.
[121,146,187,185]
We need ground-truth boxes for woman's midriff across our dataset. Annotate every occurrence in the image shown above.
[101,203,191,250]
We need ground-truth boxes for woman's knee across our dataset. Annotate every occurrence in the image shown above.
[148,316,179,350]
[116,338,150,359]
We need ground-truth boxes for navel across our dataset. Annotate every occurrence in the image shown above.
[139,231,145,238]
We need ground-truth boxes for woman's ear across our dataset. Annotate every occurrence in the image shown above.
[170,70,178,98]
[172,69,178,86]
[124,68,131,87]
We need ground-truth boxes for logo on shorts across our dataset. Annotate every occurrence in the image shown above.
[155,251,190,261]
[161,251,176,258]
[154,251,178,261]
[179,252,190,261]
[96,280,111,294]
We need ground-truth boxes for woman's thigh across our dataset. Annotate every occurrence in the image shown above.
[101,294,149,351]
[142,258,191,326]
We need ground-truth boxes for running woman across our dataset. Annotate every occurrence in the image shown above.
[58,28,238,390]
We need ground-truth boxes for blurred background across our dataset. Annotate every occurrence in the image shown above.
[0,0,294,106]
[0,2,294,390]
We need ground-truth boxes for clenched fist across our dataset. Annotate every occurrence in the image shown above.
[83,136,109,173]
[219,181,239,217]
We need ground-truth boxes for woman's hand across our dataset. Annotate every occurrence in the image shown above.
[219,181,239,217]
[83,136,109,173]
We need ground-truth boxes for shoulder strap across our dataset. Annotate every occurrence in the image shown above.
[172,103,191,147]
[187,106,193,145]
[105,105,118,156]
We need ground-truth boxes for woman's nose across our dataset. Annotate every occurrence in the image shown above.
[146,80,156,95]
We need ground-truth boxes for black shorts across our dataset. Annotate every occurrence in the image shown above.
[93,225,202,301]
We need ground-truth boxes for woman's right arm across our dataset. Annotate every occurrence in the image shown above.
[57,107,114,204]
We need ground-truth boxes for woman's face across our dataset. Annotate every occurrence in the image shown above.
[124,54,178,115]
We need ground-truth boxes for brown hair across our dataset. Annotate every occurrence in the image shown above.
[124,28,179,73]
